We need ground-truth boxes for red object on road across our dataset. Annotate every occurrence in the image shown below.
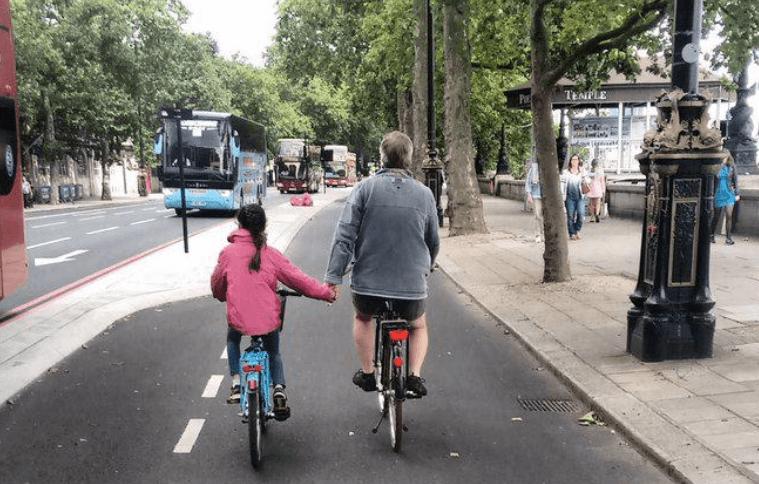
[0,0,26,302]
[289,193,313,207]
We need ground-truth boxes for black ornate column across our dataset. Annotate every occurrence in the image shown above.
[474,140,484,176]
[627,0,724,361]
[725,64,758,173]
[556,109,568,172]
[422,0,444,227]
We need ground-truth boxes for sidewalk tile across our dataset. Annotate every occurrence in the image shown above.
[683,418,758,437]
[700,431,759,450]
[658,365,749,396]
[708,362,759,384]
[651,396,735,424]
[709,392,759,418]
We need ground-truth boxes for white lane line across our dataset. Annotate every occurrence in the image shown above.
[130,218,156,226]
[86,226,119,235]
[79,215,106,221]
[164,214,175,218]
[24,213,71,222]
[156,209,171,213]
[220,347,228,359]
[173,419,205,454]
[142,207,156,212]
[31,221,67,229]
[113,210,135,216]
[201,375,225,398]
[27,237,72,249]
[73,211,107,217]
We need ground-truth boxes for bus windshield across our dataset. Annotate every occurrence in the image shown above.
[165,119,229,173]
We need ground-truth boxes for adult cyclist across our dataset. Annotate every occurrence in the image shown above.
[325,131,439,398]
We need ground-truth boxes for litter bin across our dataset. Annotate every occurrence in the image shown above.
[58,184,72,203]
[35,185,51,204]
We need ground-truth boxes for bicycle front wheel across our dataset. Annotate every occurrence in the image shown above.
[248,388,263,469]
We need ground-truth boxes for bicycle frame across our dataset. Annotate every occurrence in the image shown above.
[240,339,272,417]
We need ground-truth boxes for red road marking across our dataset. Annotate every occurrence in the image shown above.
[0,220,231,328]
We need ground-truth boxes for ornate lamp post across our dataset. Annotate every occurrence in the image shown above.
[421,0,444,227]
[496,123,510,175]
[725,64,758,173]
[627,0,725,361]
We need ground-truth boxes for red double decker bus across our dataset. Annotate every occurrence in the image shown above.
[0,0,26,302]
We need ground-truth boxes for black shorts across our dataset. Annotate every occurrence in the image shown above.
[352,293,426,322]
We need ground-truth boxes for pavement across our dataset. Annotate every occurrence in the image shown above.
[23,193,164,214]
[0,199,671,483]
[436,195,759,484]
[0,187,351,413]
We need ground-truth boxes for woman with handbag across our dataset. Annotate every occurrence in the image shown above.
[561,154,590,240]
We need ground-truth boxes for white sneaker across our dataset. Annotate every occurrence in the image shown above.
[535,235,543,243]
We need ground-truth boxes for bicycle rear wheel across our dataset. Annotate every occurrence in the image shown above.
[248,388,264,469]
[389,370,403,452]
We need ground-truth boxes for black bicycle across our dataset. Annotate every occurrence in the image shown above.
[371,301,411,452]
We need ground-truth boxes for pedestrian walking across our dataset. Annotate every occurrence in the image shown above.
[711,155,740,245]
[587,159,606,223]
[210,204,336,417]
[524,159,544,243]
[561,154,590,240]
[22,175,33,208]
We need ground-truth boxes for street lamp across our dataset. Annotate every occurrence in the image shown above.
[627,0,724,361]
[421,0,444,227]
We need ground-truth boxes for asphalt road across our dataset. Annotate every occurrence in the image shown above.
[0,190,287,318]
[0,202,672,483]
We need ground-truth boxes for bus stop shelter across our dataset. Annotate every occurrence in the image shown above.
[505,59,735,173]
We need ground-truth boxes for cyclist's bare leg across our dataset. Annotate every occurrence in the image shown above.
[408,313,428,376]
[354,311,375,373]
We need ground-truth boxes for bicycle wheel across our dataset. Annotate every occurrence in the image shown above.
[248,388,263,469]
[377,338,391,414]
[388,369,403,452]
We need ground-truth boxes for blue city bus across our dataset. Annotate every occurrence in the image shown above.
[155,111,267,215]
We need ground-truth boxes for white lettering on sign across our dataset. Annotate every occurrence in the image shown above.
[564,90,608,101]
[519,93,531,105]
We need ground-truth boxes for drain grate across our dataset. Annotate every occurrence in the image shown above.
[518,398,578,413]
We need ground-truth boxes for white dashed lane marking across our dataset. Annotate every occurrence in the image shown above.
[201,375,225,398]
[30,221,67,229]
[113,211,135,216]
[79,215,106,221]
[27,237,72,249]
[220,347,228,359]
[173,419,205,454]
[130,218,156,226]
[86,226,119,235]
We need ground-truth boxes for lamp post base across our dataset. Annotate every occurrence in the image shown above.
[627,308,714,362]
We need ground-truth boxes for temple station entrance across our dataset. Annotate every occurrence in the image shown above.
[506,59,735,173]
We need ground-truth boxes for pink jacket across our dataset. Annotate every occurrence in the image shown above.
[211,229,333,336]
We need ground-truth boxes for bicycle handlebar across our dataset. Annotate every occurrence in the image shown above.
[277,289,302,298]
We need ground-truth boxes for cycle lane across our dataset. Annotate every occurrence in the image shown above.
[0,200,672,483]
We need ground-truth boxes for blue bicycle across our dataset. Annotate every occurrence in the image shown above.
[239,288,301,469]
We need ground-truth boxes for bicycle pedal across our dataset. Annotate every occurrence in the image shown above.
[273,406,291,421]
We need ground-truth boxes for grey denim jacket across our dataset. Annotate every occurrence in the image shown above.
[325,169,440,300]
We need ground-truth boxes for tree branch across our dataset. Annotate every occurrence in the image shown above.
[543,0,669,88]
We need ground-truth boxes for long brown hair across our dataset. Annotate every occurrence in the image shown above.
[237,204,267,272]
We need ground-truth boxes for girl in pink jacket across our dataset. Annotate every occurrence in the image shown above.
[211,204,335,416]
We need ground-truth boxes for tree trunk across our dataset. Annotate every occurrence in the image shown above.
[531,0,571,282]
[410,0,428,180]
[442,0,487,236]
[396,89,414,136]
[42,88,59,204]
[100,140,112,201]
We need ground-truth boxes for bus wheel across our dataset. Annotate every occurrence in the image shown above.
[174,209,182,217]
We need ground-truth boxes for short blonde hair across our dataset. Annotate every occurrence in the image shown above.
[380,131,413,169]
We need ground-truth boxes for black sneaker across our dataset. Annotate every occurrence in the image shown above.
[406,375,427,399]
[726,237,735,246]
[352,370,376,392]
[226,385,241,404]
[272,385,291,421]
[710,235,716,244]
